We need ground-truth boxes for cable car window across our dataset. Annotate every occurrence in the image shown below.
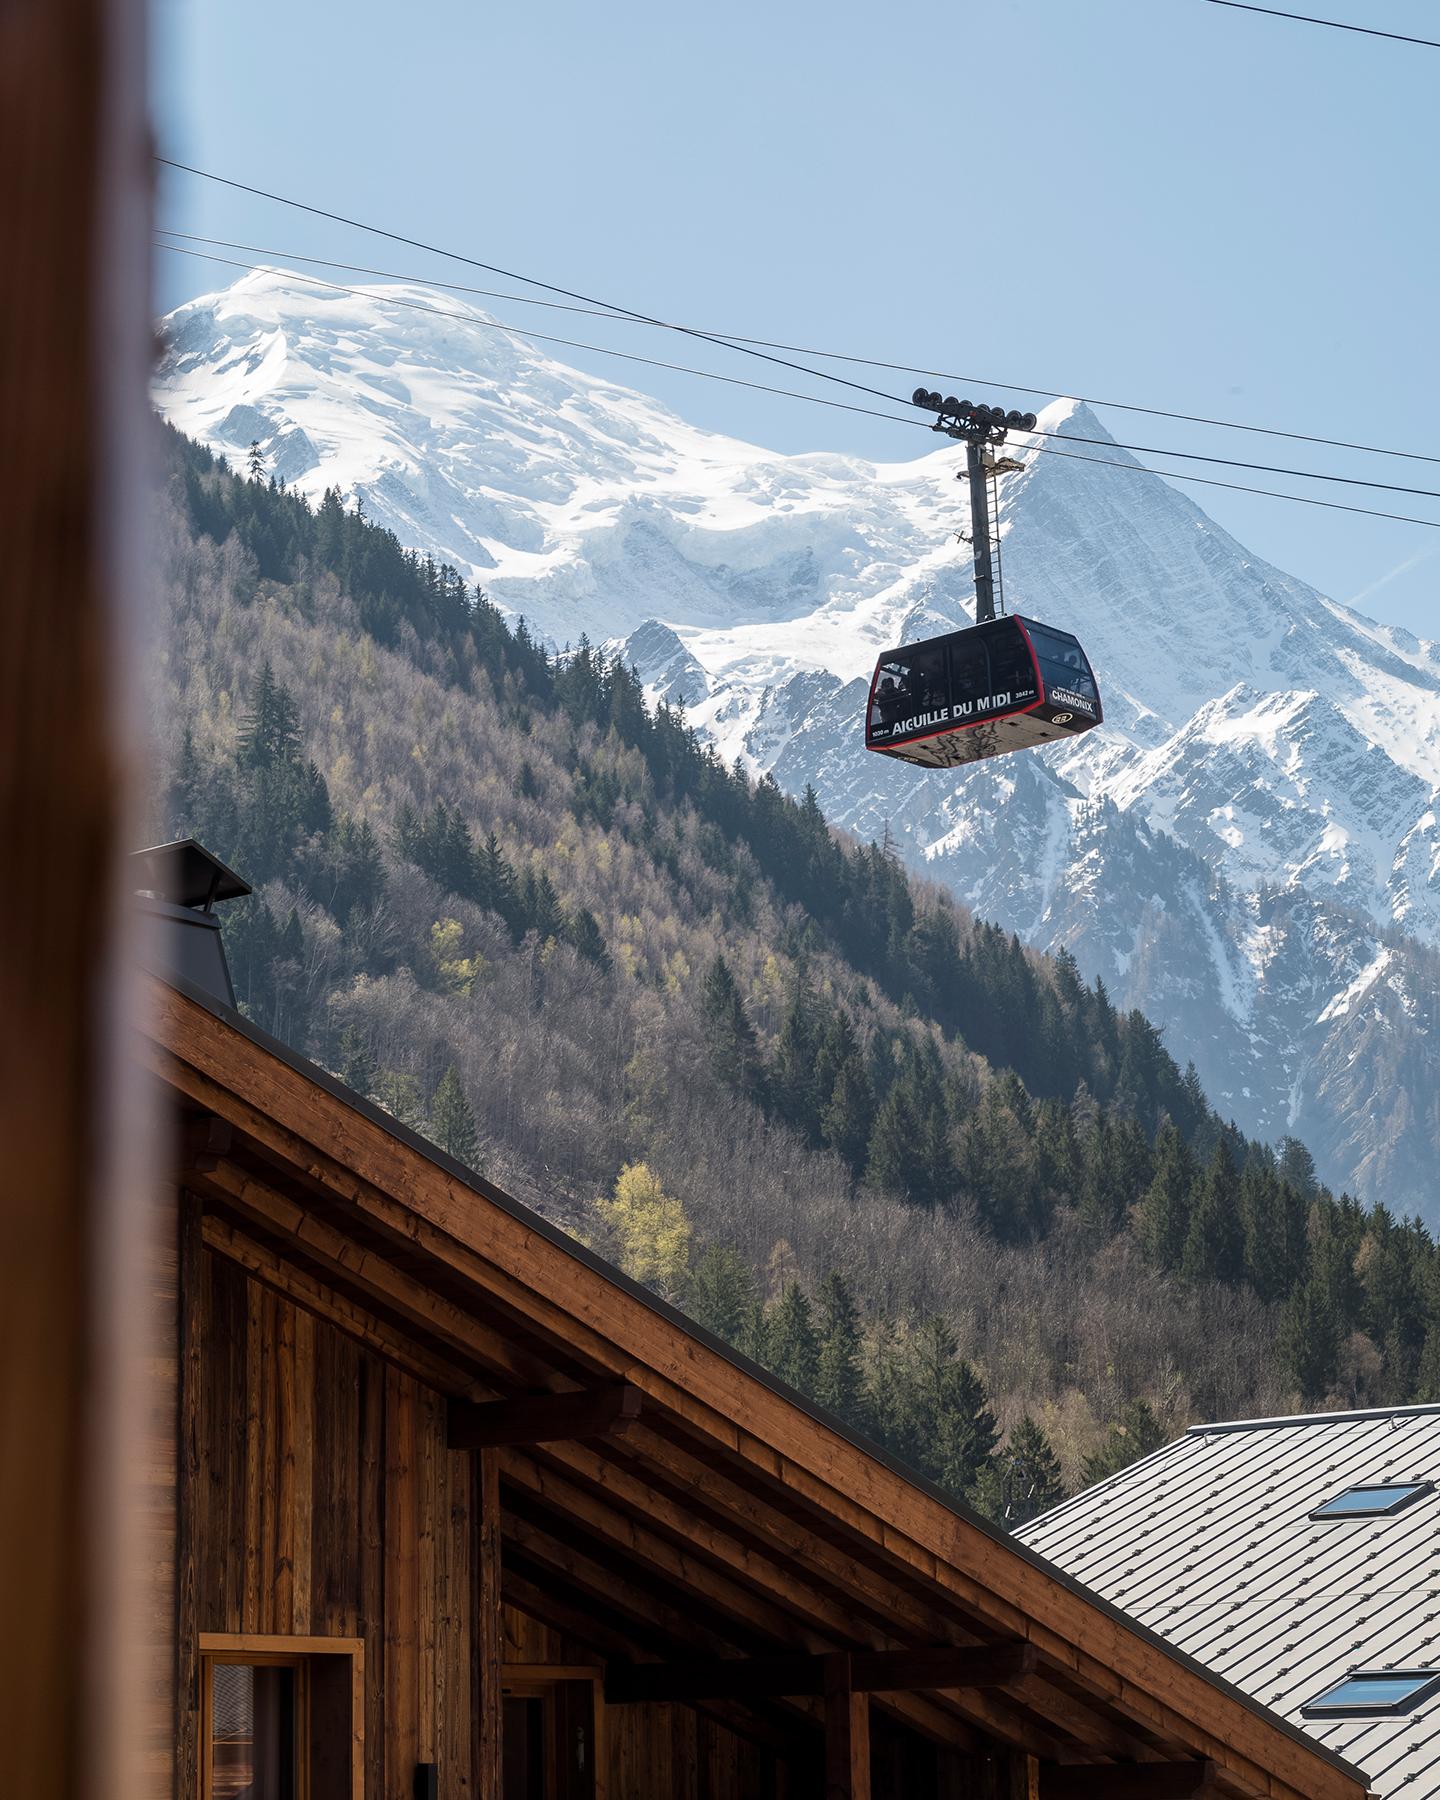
[870,642,947,734]
[1024,622,1097,701]
[950,635,989,706]
[985,626,1035,700]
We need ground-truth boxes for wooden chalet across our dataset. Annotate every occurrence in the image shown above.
[131,856,1379,1800]
[0,18,1365,1795]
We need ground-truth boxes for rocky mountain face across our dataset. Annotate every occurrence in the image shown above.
[155,270,1440,1217]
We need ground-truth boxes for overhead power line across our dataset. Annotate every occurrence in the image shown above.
[154,240,1440,505]
[1025,443,1440,531]
[154,160,1440,475]
[155,227,1440,472]
[153,243,922,430]
[1203,0,1440,50]
[153,242,1440,534]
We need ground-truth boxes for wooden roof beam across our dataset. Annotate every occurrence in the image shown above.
[501,1564,812,1764]
[500,1455,988,1754]
[449,1384,642,1449]
[190,1158,552,1387]
[1044,1762,1217,1799]
[606,1642,1037,1704]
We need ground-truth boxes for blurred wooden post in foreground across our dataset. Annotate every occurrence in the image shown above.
[0,0,153,1796]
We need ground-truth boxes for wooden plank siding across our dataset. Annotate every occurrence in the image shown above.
[147,975,1379,1800]
[179,1248,484,1797]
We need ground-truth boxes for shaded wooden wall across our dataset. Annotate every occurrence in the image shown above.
[181,1228,807,1800]
[181,1240,482,1798]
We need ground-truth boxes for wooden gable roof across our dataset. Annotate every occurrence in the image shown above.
[141,972,1374,1800]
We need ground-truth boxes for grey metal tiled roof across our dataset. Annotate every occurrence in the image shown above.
[1019,1405,1440,1799]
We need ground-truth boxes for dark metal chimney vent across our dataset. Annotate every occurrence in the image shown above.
[131,839,250,1005]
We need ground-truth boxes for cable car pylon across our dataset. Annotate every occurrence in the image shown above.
[860,390,1103,770]
[911,390,1035,622]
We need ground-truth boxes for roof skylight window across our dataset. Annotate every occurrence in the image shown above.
[1303,1670,1440,1718]
[1309,1481,1433,1520]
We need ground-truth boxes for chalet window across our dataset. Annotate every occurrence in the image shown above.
[200,1635,363,1800]
[1308,1481,1433,1520]
[1303,1669,1440,1718]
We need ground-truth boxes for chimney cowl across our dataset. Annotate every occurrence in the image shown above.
[132,839,251,1006]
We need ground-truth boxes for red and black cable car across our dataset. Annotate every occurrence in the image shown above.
[864,614,1102,769]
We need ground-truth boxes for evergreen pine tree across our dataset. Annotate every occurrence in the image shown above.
[1415,1316,1440,1404]
[522,868,566,943]
[864,1084,915,1198]
[476,833,520,935]
[814,1272,864,1422]
[737,1297,773,1368]
[699,955,762,1101]
[429,1065,479,1165]
[566,907,612,973]
[1280,1275,1339,1404]
[862,1321,906,1454]
[904,1318,999,1496]
[1112,1115,1155,1214]
[1240,1162,1291,1304]
[971,1414,1066,1527]
[338,1026,376,1100]
[237,662,301,770]
[1035,1096,1083,1206]
[913,1084,959,1210]
[820,1050,875,1180]
[277,906,304,967]
[1136,1123,1195,1272]
[1355,1207,1424,1401]
[963,1073,1044,1242]
[1278,1136,1318,1200]
[686,1245,758,1344]
[771,985,821,1141]
[1180,1139,1245,1285]
[768,1282,820,1393]
[813,1008,857,1115]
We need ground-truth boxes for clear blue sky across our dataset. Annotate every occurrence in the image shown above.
[153,0,1440,636]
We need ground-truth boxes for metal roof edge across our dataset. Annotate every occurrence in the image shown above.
[1188,1404,1440,1436]
[144,967,1374,1792]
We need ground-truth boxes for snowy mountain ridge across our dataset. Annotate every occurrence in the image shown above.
[155,270,1440,1215]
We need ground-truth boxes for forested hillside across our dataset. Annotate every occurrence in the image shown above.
[151,423,1440,1527]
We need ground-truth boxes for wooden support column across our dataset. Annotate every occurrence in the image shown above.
[475,1448,503,1794]
[1009,1749,1040,1799]
[824,1652,870,1800]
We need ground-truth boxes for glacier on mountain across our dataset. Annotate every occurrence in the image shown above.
[155,269,1440,1217]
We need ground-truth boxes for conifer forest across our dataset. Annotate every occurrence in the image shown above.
[153,424,1440,1528]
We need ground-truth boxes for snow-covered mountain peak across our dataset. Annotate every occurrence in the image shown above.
[154,271,1440,1214]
